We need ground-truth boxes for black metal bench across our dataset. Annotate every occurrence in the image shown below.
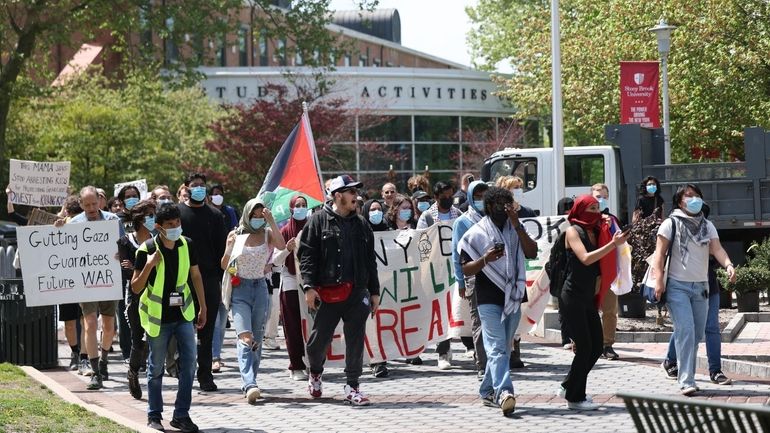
[618,391,770,433]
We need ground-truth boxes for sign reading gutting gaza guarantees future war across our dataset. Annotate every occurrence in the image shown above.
[298,216,571,364]
[16,220,123,307]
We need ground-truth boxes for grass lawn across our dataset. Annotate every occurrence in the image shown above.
[0,363,134,433]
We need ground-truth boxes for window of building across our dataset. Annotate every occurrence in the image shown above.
[238,26,249,66]
[344,54,351,66]
[565,154,605,187]
[373,59,380,67]
[274,38,287,66]
[295,52,303,66]
[164,17,179,65]
[358,116,411,142]
[415,144,459,172]
[358,55,367,67]
[215,33,227,66]
[414,116,460,142]
[255,29,268,66]
[359,143,412,171]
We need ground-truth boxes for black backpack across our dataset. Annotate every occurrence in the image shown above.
[545,224,586,297]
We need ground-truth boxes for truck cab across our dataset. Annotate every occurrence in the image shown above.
[481,146,625,218]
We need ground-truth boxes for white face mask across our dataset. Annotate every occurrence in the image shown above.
[511,188,524,203]
[210,194,224,206]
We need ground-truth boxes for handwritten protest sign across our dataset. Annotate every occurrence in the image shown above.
[27,208,60,226]
[8,159,70,207]
[114,179,148,199]
[16,220,122,307]
[297,216,570,364]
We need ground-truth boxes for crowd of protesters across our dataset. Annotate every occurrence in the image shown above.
[3,167,739,430]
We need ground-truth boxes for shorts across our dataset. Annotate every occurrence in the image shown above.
[58,303,82,322]
[79,300,117,317]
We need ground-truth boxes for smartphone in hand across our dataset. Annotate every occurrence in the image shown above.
[494,242,505,252]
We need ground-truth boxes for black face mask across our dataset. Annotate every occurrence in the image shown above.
[491,210,508,226]
[438,197,453,210]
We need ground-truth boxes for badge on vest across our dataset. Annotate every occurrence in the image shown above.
[169,292,184,307]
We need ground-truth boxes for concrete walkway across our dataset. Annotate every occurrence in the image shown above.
[31,326,770,433]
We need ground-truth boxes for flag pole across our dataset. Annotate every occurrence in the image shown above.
[302,101,308,114]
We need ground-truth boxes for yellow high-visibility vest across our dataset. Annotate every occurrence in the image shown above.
[137,236,195,337]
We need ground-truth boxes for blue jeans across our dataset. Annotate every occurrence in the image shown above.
[147,320,196,420]
[212,301,228,360]
[478,303,521,404]
[231,278,270,391]
[665,278,708,389]
[666,290,721,374]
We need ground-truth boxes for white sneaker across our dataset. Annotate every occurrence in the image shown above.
[681,386,698,396]
[563,342,573,350]
[289,369,308,381]
[263,338,280,350]
[464,348,476,359]
[246,386,261,404]
[308,373,322,398]
[499,390,516,416]
[556,386,593,402]
[343,384,371,406]
[567,400,599,411]
[437,354,452,370]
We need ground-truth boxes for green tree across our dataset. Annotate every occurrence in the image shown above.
[8,69,225,191]
[467,0,770,161]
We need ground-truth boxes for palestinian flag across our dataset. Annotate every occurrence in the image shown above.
[257,110,326,223]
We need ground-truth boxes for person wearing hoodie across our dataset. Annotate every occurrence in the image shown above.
[452,181,489,380]
[297,175,380,406]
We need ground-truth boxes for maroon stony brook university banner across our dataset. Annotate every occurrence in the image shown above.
[619,61,660,127]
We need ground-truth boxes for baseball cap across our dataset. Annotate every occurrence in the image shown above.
[328,175,363,195]
[412,190,429,200]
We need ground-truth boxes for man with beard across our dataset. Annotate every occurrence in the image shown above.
[298,175,380,406]
[178,173,227,392]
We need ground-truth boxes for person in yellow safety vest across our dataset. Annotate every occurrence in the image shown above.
[131,203,207,433]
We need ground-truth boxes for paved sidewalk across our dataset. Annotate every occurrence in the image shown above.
[42,329,770,433]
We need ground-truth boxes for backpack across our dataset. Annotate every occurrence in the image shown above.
[545,225,586,297]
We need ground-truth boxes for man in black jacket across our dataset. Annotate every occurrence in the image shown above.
[298,174,380,406]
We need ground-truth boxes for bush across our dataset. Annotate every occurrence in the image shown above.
[746,236,770,270]
[718,266,770,295]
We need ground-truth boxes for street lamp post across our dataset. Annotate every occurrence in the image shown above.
[649,19,677,165]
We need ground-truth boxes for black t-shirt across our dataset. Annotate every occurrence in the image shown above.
[134,237,198,324]
[179,203,227,278]
[461,250,504,306]
[636,195,664,220]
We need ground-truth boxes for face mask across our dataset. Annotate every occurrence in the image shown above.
[399,209,412,221]
[368,210,383,225]
[511,188,524,203]
[580,211,602,227]
[124,197,139,210]
[438,197,453,210]
[473,200,485,212]
[685,196,703,214]
[163,226,183,241]
[250,218,266,230]
[491,210,508,226]
[646,184,657,194]
[597,197,608,212]
[157,198,173,205]
[292,207,308,221]
[190,186,206,202]
[417,201,430,212]
[142,215,156,232]
[210,194,224,206]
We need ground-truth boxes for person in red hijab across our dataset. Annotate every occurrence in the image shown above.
[557,194,628,411]
[278,195,310,380]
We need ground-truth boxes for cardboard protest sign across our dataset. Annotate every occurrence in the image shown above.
[297,216,570,364]
[16,220,122,307]
[8,159,70,207]
[113,179,148,199]
[27,208,60,226]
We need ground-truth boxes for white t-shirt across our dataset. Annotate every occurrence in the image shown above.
[657,217,718,282]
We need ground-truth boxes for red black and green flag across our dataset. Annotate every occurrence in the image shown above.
[257,110,326,222]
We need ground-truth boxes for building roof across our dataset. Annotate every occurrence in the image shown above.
[332,8,401,44]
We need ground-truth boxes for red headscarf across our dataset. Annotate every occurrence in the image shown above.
[567,195,617,307]
[280,195,307,275]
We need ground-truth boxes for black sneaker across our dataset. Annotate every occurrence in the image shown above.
[127,369,142,400]
[68,352,79,371]
[199,381,218,392]
[405,356,423,365]
[99,360,109,381]
[710,370,732,385]
[147,417,165,431]
[661,360,678,380]
[603,346,619,360]
[372,362,389,378]
[86,374,103,390]
[481,392,497,407]
[170,416,199,433]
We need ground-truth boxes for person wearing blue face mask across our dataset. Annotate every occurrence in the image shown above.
[651,184,736,396]
[220,197,286,404]
[452,180,490,380]
[118,199,157,400]
[634,176,665,222]
[118,185,142,233]
[386,194,417,230]
[178,172,228,393]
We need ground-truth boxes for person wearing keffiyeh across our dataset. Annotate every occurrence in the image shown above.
[457,186,527,417]
[652,184,736,396]
[557,194,628,411]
